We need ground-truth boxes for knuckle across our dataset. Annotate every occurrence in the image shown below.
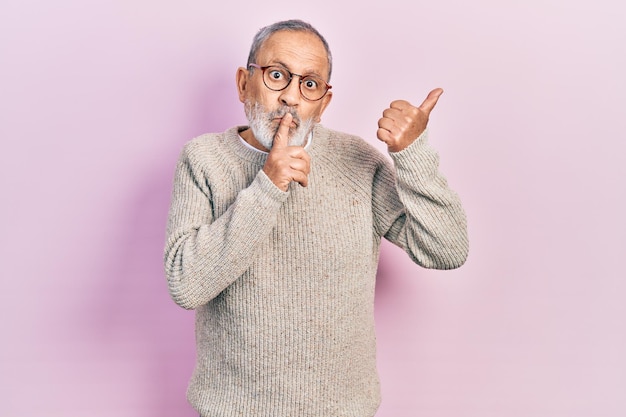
[391,99,409,109]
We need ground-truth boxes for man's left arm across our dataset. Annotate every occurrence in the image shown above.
[375,89,469,269]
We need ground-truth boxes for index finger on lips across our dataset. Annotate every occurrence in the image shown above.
[272,113,293,149]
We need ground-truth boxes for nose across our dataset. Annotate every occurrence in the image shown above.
[279,77,301,107]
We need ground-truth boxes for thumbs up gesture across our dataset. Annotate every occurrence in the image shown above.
[263,113,312,192]
[377,88,444,152]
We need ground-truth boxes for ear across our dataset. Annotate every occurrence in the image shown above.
[314,90,333,123]
[236,67,249,103]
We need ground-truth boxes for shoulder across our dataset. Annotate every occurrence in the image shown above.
[314,125,391,171]
[176,127,246,168]
[169,130,237,188]
[180,131,228,160]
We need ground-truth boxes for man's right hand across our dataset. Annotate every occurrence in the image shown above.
[262,113,311,192]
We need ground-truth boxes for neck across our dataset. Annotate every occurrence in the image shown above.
[240,127,312,151]
[240,128,270,152]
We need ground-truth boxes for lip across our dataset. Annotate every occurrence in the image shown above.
[273,117,298,128]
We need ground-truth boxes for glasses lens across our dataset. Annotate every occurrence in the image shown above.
[300,76,328,101]
[261,66,329,101]
[263,67,290,91]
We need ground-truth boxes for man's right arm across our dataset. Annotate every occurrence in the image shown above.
[164,116,309,310]
[163,144,288,310]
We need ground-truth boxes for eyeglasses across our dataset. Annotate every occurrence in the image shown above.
[248,63,332,101]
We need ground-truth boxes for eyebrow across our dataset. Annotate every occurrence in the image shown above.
[272,60,324,79]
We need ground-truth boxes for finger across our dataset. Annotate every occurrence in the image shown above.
[389,100,411,110]
[418,88,444,114]
[376,128,393,143]
[377,117,398,135]
[272,113,293,149]
[291,169,309,187]
[382,107,403,119]
[289,158,310,176]
[286,146,310,160]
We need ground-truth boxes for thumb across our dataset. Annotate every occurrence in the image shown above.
[419,88,444,114]
[272,113,293,149]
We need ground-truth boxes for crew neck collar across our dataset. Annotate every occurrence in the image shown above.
[238,131,314,154]
[224,125,329,165]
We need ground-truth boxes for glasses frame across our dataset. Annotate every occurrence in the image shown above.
[248,63,332,101]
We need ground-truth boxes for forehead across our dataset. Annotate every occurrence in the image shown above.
[256,30,329,77]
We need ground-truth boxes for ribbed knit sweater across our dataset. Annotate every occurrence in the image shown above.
[164,124,468,417]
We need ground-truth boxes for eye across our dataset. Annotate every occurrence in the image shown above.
[268,69,285,80]
[302,77,319,90]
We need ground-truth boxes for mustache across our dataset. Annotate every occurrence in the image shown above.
[268,107,301,125]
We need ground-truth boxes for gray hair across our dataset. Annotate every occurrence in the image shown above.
[246,19,333,81]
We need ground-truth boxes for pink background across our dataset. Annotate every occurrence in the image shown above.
[1,1,625,416]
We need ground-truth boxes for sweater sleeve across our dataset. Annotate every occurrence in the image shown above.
[163,142,288,309]
[373,130,469,269]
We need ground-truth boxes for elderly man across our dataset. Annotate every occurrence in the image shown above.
[164,19,468,417]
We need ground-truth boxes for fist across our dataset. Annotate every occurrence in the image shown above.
[377,88,443,152]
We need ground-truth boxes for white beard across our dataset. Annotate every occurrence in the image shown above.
[244,101,314,150]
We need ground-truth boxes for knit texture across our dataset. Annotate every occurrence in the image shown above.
[164,124,468,417]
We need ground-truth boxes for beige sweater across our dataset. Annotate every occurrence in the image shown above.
[164,124,468,417]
